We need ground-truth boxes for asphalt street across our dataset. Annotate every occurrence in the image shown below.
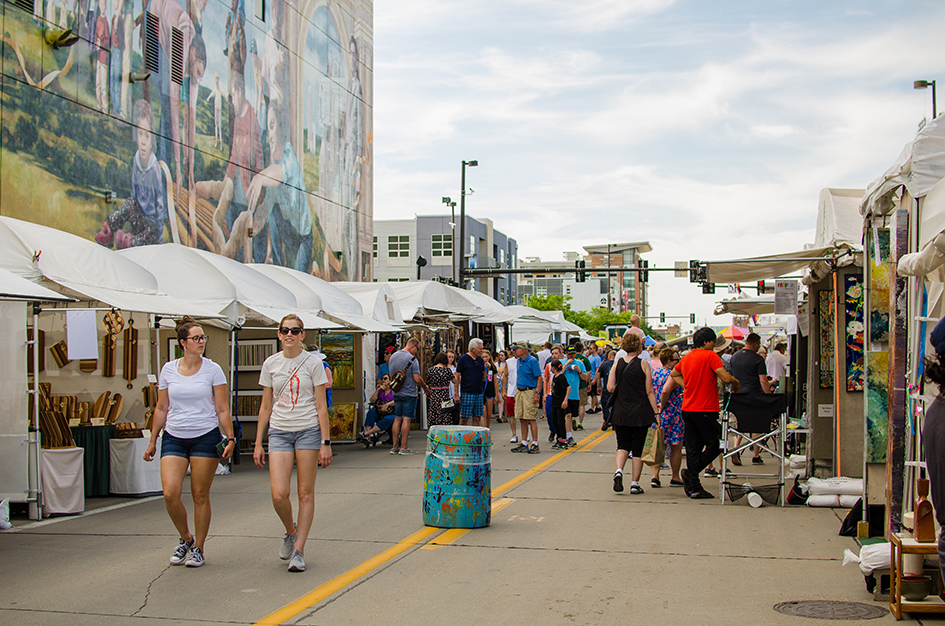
[0,417,908,625]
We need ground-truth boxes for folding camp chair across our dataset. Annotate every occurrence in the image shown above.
[720,392,788,506]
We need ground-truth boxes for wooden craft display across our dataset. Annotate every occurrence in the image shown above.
[142,383,158,431]
[101,310,124,378]
[116,422,143,438]
[79,359,97,372]
[50,341,70,368]
[123,318,138,389]
[35,383,75,448]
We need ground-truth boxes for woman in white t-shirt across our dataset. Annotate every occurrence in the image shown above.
[144,317,235,568]
[253,314,331,573]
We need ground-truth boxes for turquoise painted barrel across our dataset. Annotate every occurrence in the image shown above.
[423,426,492,528]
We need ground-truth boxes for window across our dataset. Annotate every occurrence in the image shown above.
[170,26,184,85]
[144,13,160,74]
[536,287,547,296]
[388,235,409,258]
[500,286,505,302]
[373,236,377,258]
[431,234,452,257]
[500,249,505,264]
[254,0,266,21]
[469,235,476,254]
[388,277,409,282]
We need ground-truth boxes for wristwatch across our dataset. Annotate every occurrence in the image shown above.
[226,437,236,442]
[321,439,331,446]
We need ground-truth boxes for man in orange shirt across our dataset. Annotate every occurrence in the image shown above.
[660,327,740,499]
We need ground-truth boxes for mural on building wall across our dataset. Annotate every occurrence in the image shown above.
[0,0,372,281]
[844,275,864,392]
[818,290,834,388]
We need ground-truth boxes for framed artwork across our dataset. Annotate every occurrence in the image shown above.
[819,290,834,388]
[845,275,865,392]
[166,338,183,367]
[329,403,357,441]
[322,334,355,389]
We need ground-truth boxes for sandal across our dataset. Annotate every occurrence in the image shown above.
[630,484,644,495]
[650,477,661,488]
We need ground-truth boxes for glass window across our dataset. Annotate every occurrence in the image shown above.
[373,236,377,258]
[500,249,505,264]
[431,234,452,257]
[388,235,409,258]
[537,286,547,296]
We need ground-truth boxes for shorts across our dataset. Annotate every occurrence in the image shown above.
[268,425,323,452]
[161,427,222,459]
[566,399,579,416]
[515,388,539,421]
[505,396,516,417]
[460,392,484,419]
[579,387,588,407]
[484,386,496,400]
[589,382,599,396]
[394,396,418,419]
[613,425,649,457]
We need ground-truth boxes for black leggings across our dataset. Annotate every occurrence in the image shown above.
[551,402,568,442]
[613,425,649,456]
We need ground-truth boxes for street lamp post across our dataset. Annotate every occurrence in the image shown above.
[442,196,457,283]
[458,159,478,288]
[915,79,937,119]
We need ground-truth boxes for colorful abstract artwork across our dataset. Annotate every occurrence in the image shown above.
[321,334,355,389]
[328,403,356,441]
[869,229,891,342]
[845,275,865,392]
[819,290,834,388]
[866,351,889,462]
[422,427,492,529]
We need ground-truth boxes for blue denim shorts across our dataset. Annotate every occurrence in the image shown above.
[268,425,322,452]
[161,428,222,459]
[393,396,417,419]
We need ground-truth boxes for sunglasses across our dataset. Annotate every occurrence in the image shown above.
[279,327,303,335]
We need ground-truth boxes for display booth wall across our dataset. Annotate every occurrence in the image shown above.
[0,301,28,502]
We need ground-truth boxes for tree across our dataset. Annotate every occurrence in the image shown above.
[525,294,571,312]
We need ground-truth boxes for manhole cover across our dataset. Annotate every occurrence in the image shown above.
[773,600,888,620]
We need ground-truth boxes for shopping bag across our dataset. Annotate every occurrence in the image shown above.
[641,424,665,466]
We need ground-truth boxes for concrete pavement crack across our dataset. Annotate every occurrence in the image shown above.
[131,563,171,617]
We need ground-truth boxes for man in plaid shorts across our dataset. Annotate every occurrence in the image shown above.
[455,338,486,427]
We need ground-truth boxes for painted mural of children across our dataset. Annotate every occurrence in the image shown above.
[95,100,177,249]
[195,71,263,261]
[240,104,313,271]
[207,72,225,149]
[109,0,126,118]
[94,0,110,114]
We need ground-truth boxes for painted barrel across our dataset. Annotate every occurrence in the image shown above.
[423,426,492,528]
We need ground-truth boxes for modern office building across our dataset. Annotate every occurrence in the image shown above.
[373,215,518,304]
[518,241,651,315]
[1,0,373,282]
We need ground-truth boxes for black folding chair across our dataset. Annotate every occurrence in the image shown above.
[720,392,788,506]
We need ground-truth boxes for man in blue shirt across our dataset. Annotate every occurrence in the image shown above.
[511,344,543,454]
[388,338,430,455]
[563,345,587,446]
[455,338,486,427]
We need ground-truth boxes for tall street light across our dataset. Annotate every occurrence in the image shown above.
[442,196,457,284]
[458,159,478,287]
[915,79,937,119]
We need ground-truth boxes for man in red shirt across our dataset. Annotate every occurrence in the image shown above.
[660,327,740,499]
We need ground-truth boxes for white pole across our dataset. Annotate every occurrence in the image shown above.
[30,303,43,520]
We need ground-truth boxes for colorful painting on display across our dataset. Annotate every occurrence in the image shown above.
[845,275,865,392]
[422,426,492,529]
[320,333,353,388]
[0,0,373,282]
[869,229,891,342]
[818,290,834,388]
[328,402,355,441]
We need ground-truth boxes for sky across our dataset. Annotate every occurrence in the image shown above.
[372,0,945,331]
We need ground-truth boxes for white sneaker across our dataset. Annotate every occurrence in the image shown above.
[185,546,205,567]
[510,435,519,444]
[169,538,194,565]
[288,550,305,572]
[399,448,417,455]
[279,524,297,560]
[390,448,400,455]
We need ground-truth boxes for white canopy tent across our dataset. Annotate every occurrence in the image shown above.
[0,217,216,317]
[346,280,480,323]
[455,288,517,324]
[332,282,406,327]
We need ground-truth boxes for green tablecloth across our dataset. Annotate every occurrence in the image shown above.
[70,425,117,497]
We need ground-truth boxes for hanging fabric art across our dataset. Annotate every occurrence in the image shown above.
[845,274,865,392]
[819,290,834,388]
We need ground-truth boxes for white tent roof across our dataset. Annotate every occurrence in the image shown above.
[248,265,398,332]
[118,245,340,329]
[861,115,945,217]
[508,320,554,346]
[453,288,516,324]
[0,217,216,316]
[814,188,864,249]
[504,305,559,324]
[332,282,406,327]
[0,267,75,302]
[899,177,945,277]
[355,281,479,322]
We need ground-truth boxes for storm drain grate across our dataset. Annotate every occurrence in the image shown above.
[774,600,888,620]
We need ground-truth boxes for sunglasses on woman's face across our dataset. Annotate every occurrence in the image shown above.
[279,327,303,335]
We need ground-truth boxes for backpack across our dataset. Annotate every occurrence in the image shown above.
[390,355,416,393]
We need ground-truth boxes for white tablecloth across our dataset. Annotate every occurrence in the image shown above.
[109,437,162,496]
[42,447,84,514]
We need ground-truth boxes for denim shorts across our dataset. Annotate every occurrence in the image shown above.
[161,428,222,459]
[268,425,322,452]
[393,396,417,419]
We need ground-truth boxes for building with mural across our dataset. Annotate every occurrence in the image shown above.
[0,0,373,282]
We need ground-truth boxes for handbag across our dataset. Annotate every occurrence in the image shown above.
[390,355,417,392]
[641,424,666,466]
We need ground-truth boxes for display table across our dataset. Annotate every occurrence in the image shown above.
[41,447,84,514]
[890,532,945,619]
[109,437,162,496]
[70,425,117,497]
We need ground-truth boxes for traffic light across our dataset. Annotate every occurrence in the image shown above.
[702,282,715,294]
[642,260,649,283]
[689,260,700,283]
[660,312,666,324]
[574,260,586,282]
[757,280,765,294]
[690,313,696,324]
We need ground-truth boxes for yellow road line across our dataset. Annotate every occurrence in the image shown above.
[254,430,607,624]
[582,429,615,452]
[421,498,516,550]
[253,527,441,625]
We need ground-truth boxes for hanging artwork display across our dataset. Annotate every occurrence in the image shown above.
[819,290,834,388]
[845,275,865,392]
[321,334,355,389]
[329,403,357,441]
[866,228,890,463]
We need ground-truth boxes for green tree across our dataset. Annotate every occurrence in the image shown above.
[525,294,571,312]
